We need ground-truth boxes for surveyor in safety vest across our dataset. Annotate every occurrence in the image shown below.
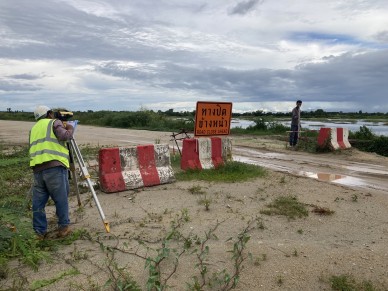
[29,105,74,239]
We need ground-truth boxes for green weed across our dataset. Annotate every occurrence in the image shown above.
[176,161,266,182]
[188,185,205,195]
[70,244,89,261]
[0,142,90,278]
[198,195,212,211]
[260,196,309,219]
[329,274,377,291]
[0,144,52,271]
[277,275,284,286]
[253,253,267,266]
[311,205,335,215]
[104,254,141,291]
[30,268,79,290]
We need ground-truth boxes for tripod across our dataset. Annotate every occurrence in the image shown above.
[68,138,110,233]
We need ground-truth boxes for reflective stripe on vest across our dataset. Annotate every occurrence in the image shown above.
[29,119,70,168]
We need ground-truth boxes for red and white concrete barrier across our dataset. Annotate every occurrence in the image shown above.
[99,144,175,193]
[317,128,351,150]
[181,137,232,170]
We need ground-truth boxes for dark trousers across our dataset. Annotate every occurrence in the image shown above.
[289,124,299,146]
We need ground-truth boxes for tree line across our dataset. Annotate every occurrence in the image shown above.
[2,108,388,120]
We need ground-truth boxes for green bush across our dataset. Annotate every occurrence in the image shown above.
[349,126,388,157]
[367,136,388,157]
[267,121,289,134]
[349,125,374,140]
[245,118,288,134]
[248,118,267,130]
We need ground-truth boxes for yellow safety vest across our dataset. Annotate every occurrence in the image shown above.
[29,119,70,168]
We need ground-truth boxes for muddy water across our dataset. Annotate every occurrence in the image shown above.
[234,147,388,193]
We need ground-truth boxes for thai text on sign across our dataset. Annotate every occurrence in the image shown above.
[194,101,233,136]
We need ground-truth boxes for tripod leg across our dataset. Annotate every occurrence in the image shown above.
[68,144,82,206]
[70,138,110,233]
[70,167,82,207]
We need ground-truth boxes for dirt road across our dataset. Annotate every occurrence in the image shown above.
[2,120,387,195]
[2,119,388,290]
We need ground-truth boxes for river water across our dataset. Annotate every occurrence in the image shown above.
[231,119,388,136]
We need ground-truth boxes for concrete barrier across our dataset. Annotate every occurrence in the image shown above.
[317,128,351,150]
[181,137,232,170]
[99,144,175,193]
[336,128,352,149]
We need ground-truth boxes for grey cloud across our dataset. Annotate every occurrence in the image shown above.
[0,80,40,92]
[94,50,388,108]
[0,0,147,60]
[1,0,388,112]
[229,0,262,15]
[374,31,388,43]
[293,50,388,104]
[94,60,294,99]
[94,49,388,110]
[7,74,43,80]
[0,0,208,66]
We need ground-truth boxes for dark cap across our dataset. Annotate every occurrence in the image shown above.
[296,100,302,104]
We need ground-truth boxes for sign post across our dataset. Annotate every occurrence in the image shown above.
[194,101,232,136]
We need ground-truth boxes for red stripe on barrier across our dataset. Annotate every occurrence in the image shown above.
[181,139,202,170]
[99,148,126,193]
[211,137,224,168]
[137,145,160,186]
[317,128,331,147]
[336,128,346,149]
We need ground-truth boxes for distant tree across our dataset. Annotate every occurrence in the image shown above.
[314,109,326,117]
[253,110,264,116]
[165,108,174,116]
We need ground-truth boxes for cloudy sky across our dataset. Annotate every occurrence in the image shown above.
[1,0,388,113]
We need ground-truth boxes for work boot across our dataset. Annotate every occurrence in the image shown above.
[57,226,72,238]
[36,233,46,240]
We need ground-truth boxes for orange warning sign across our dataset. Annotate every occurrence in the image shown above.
[194,101,233,136]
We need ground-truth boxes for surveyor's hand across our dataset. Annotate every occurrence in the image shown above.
[65,123,73,131]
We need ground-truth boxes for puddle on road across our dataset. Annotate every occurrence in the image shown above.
[234,155,376,189]
[301,171,367,187]
[235,148,288,159]
[344,165,388,176]
[235,156,290,172]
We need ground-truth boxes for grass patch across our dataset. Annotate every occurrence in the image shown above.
[330,274,377,291]
[260,196,309,219]
[30,268,80,290]
[175,160,266,182]
[0,143,49,272]
[0,142,87,278]
[187,185,206,195]
[0,156,29,167]
[311,205,335,216]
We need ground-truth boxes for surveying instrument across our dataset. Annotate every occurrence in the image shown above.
[57,111,110,233]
